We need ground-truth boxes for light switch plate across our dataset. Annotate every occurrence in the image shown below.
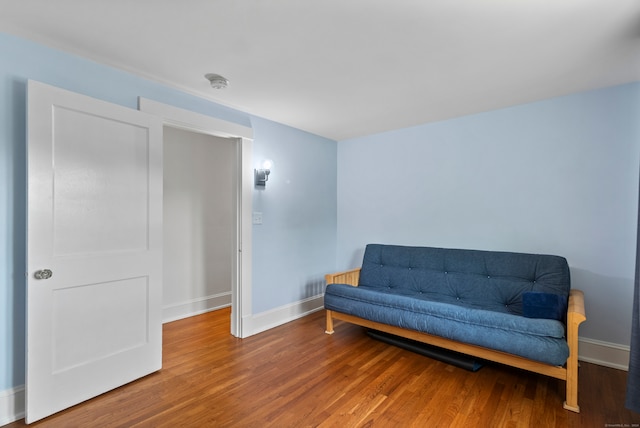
[252,212,263,225]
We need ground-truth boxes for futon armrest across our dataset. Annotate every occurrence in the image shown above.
[566,289,586,345]
[567,289,586,325]
[325,268,361,287]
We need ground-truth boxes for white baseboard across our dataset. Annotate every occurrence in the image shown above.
[243,294,325,337]
[162,292,232,324]
[0,385,25,426]
[578,337,630,371]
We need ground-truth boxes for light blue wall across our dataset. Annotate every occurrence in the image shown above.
[0,33,337,391]
[251,117,337,313]
[337,82,640,346]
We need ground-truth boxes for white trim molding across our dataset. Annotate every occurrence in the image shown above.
[244,295,325,337]
[162,292,232,324]
[578,337,630,371]
[0,385,25,426]
[138,98,252,139]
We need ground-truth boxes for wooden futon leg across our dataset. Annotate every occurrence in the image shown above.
[325,310,334,334]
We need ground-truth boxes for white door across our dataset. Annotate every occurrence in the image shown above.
[26,81,163,423]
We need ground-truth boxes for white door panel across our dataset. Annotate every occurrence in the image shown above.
[52,105,150,255]
[26,81,163,423]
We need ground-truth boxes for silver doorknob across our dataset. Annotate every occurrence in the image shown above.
[34,269,53,280]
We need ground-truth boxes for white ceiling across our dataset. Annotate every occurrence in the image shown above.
[1,0,639,141]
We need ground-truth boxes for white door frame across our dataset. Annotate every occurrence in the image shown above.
[138,98,252,338]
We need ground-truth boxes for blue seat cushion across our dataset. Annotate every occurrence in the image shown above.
[325,283,570,366]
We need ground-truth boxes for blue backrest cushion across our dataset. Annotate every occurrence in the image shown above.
[359,244,571,316]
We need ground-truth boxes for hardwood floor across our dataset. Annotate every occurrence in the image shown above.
[7,308,639,427]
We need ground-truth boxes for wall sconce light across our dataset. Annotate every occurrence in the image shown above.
[255,159,273,187]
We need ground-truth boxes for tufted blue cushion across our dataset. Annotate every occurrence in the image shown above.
[358,244,571,316]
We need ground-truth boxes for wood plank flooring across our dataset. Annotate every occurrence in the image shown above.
[6,308,639,427]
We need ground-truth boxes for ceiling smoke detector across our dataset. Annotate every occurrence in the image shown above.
[205,73,229,89]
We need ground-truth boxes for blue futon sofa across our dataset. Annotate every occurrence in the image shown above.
[324,244,586,412]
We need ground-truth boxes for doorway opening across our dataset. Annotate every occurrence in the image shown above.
[139,97,253,338]
[162,127,235,323]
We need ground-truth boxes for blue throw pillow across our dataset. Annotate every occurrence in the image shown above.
[522,292,568,320]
